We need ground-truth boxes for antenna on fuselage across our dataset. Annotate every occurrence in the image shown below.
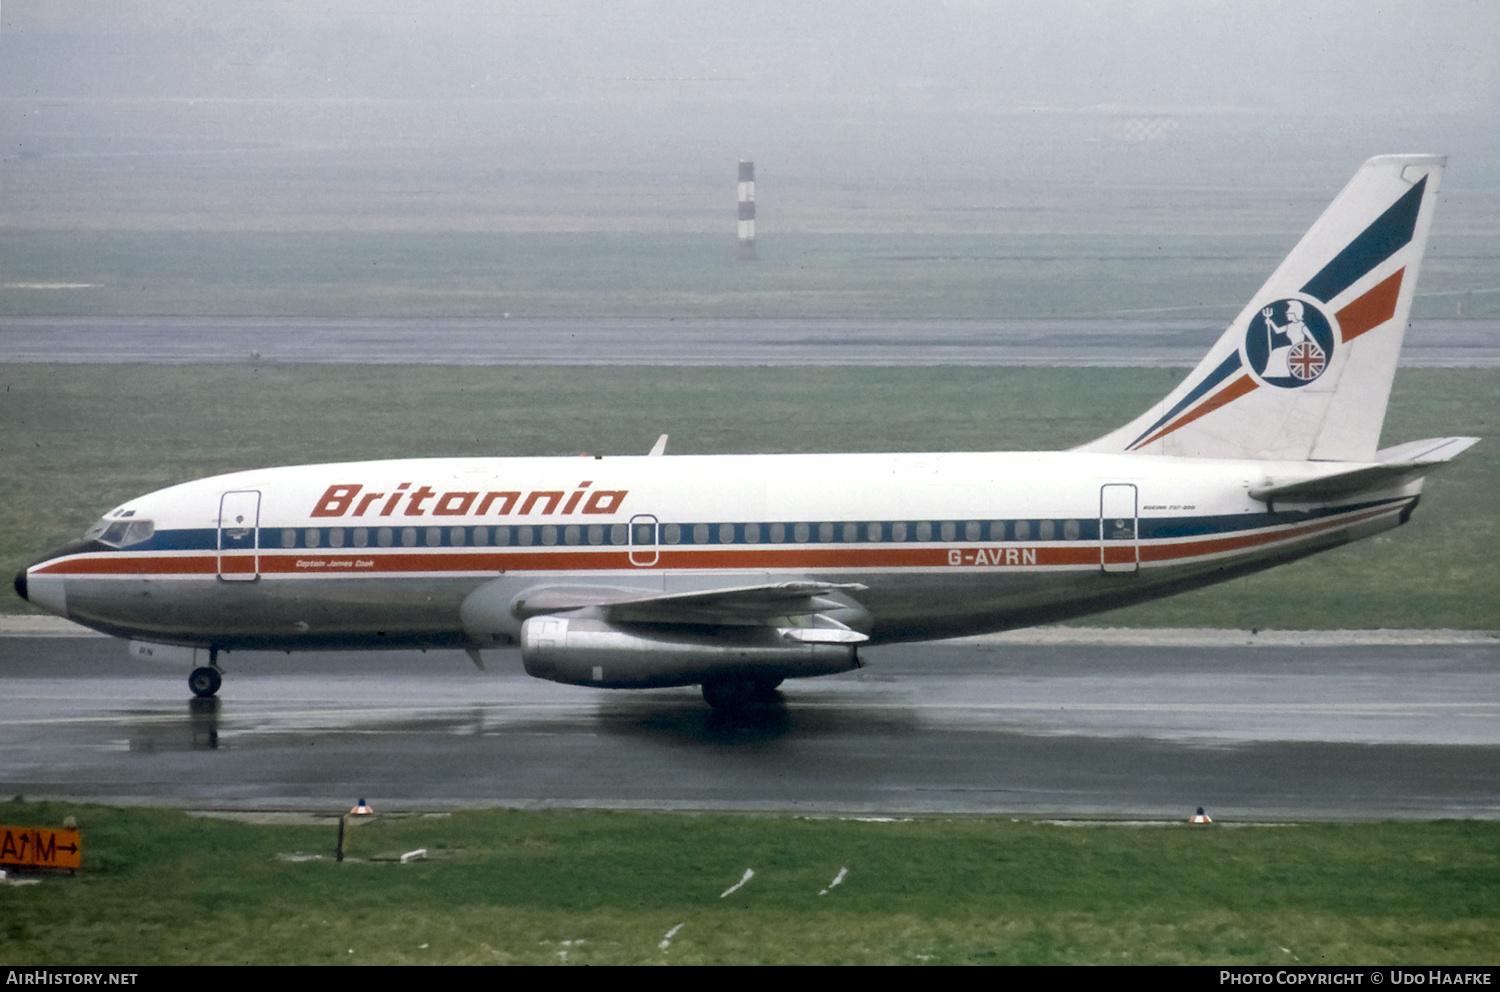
[648,434,669,456]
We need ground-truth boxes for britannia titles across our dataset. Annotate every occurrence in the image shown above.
[310,481,627,519]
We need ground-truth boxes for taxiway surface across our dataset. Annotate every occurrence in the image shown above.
[3,317,1496,366]
[3,631,1496,820]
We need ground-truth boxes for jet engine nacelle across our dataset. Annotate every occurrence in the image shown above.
[519,614,860,689]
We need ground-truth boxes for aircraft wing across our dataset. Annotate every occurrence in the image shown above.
[514,580,870,639]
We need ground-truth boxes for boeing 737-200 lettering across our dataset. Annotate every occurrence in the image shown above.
[14,155,1477,709]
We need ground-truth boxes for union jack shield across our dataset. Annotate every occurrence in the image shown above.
[1287,341,1327,380]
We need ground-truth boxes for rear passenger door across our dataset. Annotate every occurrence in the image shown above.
[1099,484,1139,574]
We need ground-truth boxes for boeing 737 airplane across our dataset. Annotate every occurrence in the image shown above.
[14,154,1477,708]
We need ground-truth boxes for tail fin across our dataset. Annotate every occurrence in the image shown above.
[1081,154,1444,462]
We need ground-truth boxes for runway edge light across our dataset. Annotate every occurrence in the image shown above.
[351,799,374,815]
[1190,807,1212,824]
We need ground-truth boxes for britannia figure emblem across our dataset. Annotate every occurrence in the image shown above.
[1245,298,1335,388]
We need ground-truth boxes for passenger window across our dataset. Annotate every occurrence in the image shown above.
[794,523,810,543]
[866,522,883,542]
[305,528,321,548]
[516,526,533,546]
[541,525,558,546]
[588,525,604,546]
[402,528,417,547]
[1014,520,1030,540]
[770,523,786,543]
[842,522,857,542]
[633,523,653,545]
[818,522,833,542]
[450,527,465,547]
[565,525,580,546]
[282,529,297,549]
[377,528,393,547]
[892,522,908,542]
[693,523,709,544]
[329,528,345,548]
[965,521,980,541]
[495,527,512,546]
[719,523,735,544]
[744,523,762,544]
[663,523,681,545]
[989,521,1006,541]
[353,528,368,548]
[916,522,932,542]
[940,522,956,541]
[1063,519,1080,540]
[611,524,628,545]
[1039,520,1055,540]
[473,526,489,546]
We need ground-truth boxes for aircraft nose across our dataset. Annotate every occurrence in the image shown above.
[13,568,28,602]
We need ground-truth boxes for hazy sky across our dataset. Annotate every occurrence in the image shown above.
[5,1,1497,112]
[2,2,1497,222]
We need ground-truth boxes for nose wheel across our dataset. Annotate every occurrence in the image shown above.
[188,666,222,698]
[189,649,223,698]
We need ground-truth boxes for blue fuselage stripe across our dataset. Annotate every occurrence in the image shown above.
[92,499,1406,557]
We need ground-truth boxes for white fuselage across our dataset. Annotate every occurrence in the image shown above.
[23,450,1417,653]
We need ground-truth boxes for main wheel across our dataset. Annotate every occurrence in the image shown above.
[188,666,222,698]
[701,676,781,710]
[752,677,784,699]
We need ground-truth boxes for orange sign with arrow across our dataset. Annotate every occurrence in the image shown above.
[0,825,82,870]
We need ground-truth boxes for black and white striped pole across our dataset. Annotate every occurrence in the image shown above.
[737,160,756,260]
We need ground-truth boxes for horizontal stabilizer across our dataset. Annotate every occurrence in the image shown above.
[1250,436,1477,502]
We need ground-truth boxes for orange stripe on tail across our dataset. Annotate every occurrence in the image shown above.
[1336,268,1404,343]
[1132,374,1259,449]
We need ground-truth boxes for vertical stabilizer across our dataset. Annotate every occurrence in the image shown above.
[1081,154,1444,462]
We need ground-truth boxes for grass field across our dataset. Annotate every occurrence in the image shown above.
[2,363,1493,628]
[1,801,1496,965]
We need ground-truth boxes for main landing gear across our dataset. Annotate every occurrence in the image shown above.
[700,675,783,711]
[189,648,224,698]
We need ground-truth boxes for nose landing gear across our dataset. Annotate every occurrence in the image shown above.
[188,648,224,698]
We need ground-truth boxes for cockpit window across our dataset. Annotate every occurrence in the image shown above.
[84,516,155,548]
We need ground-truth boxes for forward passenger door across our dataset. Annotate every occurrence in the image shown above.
[218,490,261,581]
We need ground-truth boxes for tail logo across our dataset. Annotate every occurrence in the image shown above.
[1244,298,1336,388]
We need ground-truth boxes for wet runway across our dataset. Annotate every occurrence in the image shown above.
[2,632,1496,819]
[2,317,1496,366]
